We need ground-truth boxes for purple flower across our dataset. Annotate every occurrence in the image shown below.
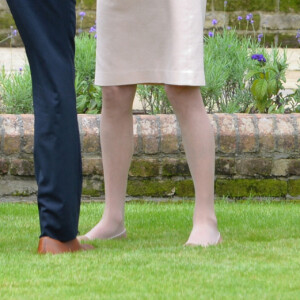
[238,16,243,21]
[89,26,96,33]
[208,31,214,37]
[19,67,23,72]
[246,13,253,21]
[79,11,86,20]
[94,34,97,39]
[224,1,228,7]
[10,26,17,37]
[251,54,266,63]
[227,26,232,30]
[250,20,254,24]
[258,33,263,38]
[296,31,300,39]
[258,38,262,43]
[212,19,218,26]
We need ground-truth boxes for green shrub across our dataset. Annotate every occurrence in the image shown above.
[75,33,102,114]
[0,66,33,114]
[137,85,173,115]
[202,28,256,113]
[246,49,300,113]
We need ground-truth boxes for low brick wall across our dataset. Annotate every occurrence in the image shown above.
[0,113,299,200]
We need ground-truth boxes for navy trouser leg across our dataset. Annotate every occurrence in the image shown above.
[7,0,82,241]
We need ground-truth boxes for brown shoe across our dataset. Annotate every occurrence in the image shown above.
[37,236,94,255]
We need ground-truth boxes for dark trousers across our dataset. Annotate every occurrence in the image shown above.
[7,0,82,241]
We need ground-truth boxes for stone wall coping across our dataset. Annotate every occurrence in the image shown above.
[0,113,299,157]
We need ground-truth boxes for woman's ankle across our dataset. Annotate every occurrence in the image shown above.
[192,213,218,228]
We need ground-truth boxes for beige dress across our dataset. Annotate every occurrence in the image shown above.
[95,0,207,86]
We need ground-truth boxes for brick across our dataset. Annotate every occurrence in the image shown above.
[210,114,219,152]
[82,176,103,197]
[20,114,34,154]
[218,114,237,153]
[205,11,227,29]
[175,180,195,197]
[236,114,257,153]
[278,33,300,48]
[236,158,272,176]
[261,14,300,30]
[287,159,300,176]
[133,117,140,154]
[129,158,160,177]
[272,159,289,176]
[2,115,21,155]
[82,157,103,175]
[215,179,287,197]
[288,179,300,196]
[162,158,190,177]
[127,179,175,197]
[275,115,296,153]
[10,159,34,176]
[272,159,300,177]
[0,158,9,175]
[256,114,275,153]
[215,158,236,175]
[80,115,100,153]
[139,115,159,154]
[159,115,179,153]
[295,113,300,146]
[0,179,37,197]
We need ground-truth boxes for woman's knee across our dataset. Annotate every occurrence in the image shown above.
[164,85,200,102]
[164,85,188,99]
[101,85,136,113]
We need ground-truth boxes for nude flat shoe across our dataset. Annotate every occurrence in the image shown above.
[184,232,223,247]
[77,229,127,242]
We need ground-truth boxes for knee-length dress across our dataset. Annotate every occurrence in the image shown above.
[94,0,207,86]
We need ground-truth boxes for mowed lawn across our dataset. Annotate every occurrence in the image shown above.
[0,200,299,300]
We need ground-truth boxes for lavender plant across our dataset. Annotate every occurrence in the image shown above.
[202,27,255,113]
[0,66,33,114]
[137,85,173,115]
[75,31,102,114]
[0,26,18,46]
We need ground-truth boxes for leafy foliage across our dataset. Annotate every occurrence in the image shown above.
[75,32,102,114]
[246,49,299,113]
[137,85,173,115]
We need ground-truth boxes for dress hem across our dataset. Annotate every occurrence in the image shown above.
[94,70,206,87]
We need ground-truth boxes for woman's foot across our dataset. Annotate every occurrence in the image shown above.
[185,221,222,247]
[77,218,126,242]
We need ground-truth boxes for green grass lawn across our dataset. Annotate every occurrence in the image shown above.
[0,200,299,299]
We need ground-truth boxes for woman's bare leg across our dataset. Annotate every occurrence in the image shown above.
[164,85,220,246]
[84,85,136,239]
